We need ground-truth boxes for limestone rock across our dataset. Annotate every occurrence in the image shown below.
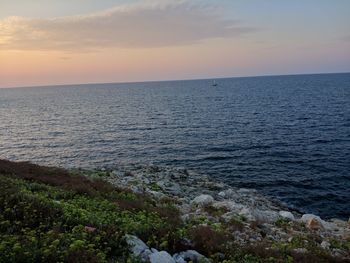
[125,235,149,257]
[149,251,175,263]
[141,249,153,262]
[178,250,210,263]
[321,240,330,250]
[218,188,236,199]
[192,194,214,206]
[300,214,325,230]
[239,208,279,223]
[212,200,244,212]
[148,190,166,199]
[151,248,159,253]
[172,254,186,263]
[307,218,324,230]
[300,214,322,223]
[254,209,279,223]
[239,207,256,221]
[278,211,295,221]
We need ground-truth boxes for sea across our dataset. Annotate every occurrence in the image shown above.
[1,73,349,219]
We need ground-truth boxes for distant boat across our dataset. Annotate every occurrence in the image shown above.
[212,80,218,87]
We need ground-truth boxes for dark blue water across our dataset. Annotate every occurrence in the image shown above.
[1,73,349,219]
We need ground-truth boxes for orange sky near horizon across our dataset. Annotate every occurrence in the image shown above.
[0,38,261,87]
[0,0,349,88]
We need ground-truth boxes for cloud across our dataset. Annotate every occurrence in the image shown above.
[0,0,255,51]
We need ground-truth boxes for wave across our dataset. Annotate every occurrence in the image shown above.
[201,156,236,161]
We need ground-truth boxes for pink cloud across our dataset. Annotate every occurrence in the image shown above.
[0,1,256,51]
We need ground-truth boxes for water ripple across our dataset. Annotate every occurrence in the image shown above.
[1,73,349,219]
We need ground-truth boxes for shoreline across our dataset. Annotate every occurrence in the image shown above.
[7,157,346,221]
[82,163,337,220]
[84,163,350,260]
[1,159,349,262]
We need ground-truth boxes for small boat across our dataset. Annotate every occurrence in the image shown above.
[212,80,218,87]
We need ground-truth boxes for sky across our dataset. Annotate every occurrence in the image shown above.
[0,0,349,88]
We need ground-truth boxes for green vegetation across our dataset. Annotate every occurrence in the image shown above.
[202,204,229,218]
[0,159,348,262]
[148,182,162,192]
[274,218,290,230]
[329,239,350,251]
[0,160,182,262]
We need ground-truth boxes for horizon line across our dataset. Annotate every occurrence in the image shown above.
[1,71,349,90]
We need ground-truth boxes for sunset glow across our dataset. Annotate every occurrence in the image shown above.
[0,0,349,88]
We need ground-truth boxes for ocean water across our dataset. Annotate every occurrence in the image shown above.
[1,73,349,219]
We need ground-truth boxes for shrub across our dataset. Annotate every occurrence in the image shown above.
[0,159,115,197]
[189,225,229,256]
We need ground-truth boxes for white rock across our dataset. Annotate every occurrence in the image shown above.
[218,191,226,198]
[256,210,279,223]
[191,194,214,206]
[148,190,166,199]
[321,241,330,249]
[149,251,175,263]
[218,188,236,199]
[239,208,279,223]
[172,254,186,263]
[300,214,321,222]
[279,211,295,221]
[321,221,336,231]
[143,178,150,184]
[151,248,159,253]
[125,235,149,257]
[140,249,153,261]
[330,219,348,228]
[178,250,210,263]
[300,214,327,229]
[212,201,244,212]
[239,207,256,221]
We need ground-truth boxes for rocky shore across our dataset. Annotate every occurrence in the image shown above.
[0,159,349,262]
[88,164,350,262]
